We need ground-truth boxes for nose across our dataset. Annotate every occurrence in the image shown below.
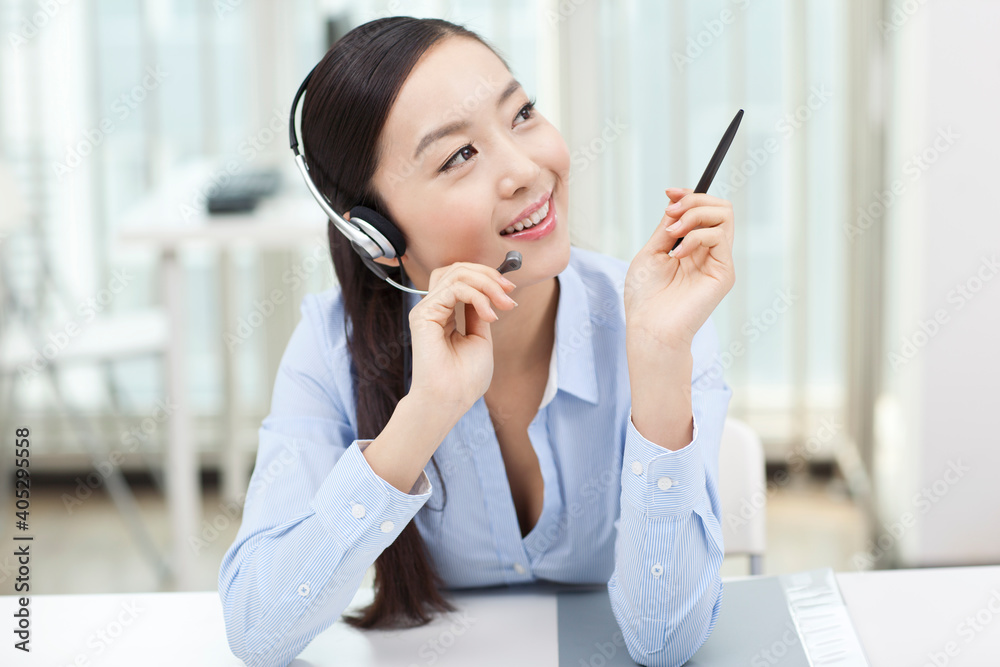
[496,135,542,200]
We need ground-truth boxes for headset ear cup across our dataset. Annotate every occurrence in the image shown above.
[348,205,407,259]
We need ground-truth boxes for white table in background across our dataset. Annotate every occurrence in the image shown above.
[116,159,326,589]
[4,565,999,665]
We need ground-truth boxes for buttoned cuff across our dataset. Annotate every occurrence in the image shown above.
[621,407,707,517]
[311,439,433,553]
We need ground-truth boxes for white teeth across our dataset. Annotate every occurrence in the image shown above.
[500,199,550,236]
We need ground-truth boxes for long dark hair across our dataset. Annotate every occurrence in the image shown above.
[300,17,509,629]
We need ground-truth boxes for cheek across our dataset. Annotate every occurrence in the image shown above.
[422,198,492,245]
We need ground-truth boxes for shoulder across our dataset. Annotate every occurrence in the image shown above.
[566,245,630,332]
[296,286,348,353]
[273,286,355,415]
[568,244,630,289]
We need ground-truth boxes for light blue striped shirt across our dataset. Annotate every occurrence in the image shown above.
[219,245,731,667]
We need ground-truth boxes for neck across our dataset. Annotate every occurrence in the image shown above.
[491,275,559,373]
[455,275,559,375]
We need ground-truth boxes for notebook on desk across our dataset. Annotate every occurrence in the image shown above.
[557,568,870,666]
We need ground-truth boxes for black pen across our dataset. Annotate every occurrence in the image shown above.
[670,109,744,253]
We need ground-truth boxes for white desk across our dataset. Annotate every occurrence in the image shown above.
[4,566,999,665]
[116,159,326,589]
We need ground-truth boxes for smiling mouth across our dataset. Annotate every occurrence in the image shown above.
[500,196,551,236]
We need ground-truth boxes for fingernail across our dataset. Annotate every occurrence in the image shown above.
[507,296,519,307]
[666,202,681,213]
[666,221,680,233]
[500,276,515,288]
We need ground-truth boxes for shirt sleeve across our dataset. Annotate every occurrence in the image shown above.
[608,325,732,667]
[218,296,433,667]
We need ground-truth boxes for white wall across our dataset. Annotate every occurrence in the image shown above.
[878,0,1000,567]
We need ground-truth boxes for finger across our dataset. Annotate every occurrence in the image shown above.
[665,187,693,203]
[669,226,728,259]
[663,192,733,221]
[433,281,500,325]
[428,261,516,294]
[662,205,733,238]
[445,267,518,311]
[419,269,517,330]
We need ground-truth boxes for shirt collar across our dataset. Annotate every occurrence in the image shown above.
[553,257,600,405]
[404,254,600,405]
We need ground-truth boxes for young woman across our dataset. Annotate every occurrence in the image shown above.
[219,16,735,667]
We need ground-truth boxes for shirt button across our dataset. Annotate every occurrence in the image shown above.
[513,563,527,575]
[651,563,663,577]
[351,503,366,518]
[380,520,394,533]
[631,461,643,475]
[657,476,674,491]
[298,583,310,596]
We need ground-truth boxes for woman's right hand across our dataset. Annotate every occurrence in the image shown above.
[407,262,518,414]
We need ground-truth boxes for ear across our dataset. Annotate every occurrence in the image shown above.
[343,211,405,267]
[371,255,404,268]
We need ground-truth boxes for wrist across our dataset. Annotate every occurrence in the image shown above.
[626,325,693,359]
[400,389,469,428]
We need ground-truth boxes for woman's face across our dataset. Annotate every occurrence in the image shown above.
[369,36,571,290]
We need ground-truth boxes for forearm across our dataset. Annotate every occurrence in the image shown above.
[626,329,694,451]
[362,391,465,493]
[221,429,435,665]
[609,348,732,666]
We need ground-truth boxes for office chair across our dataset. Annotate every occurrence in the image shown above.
[718,418,767,575]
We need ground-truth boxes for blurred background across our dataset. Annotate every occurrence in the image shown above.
[0,0,996,596]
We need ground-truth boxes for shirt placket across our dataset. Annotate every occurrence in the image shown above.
[462,396,557,584]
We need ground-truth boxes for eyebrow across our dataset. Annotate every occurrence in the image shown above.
[412,78,524,161]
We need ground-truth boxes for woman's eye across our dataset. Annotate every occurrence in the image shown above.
[514,100,536,125]
[441,144,478,172]
[438,100,535,173]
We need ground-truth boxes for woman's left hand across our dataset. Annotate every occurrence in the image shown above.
[624,187,736,350]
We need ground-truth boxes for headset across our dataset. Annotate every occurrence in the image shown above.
[288,64,522,389]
